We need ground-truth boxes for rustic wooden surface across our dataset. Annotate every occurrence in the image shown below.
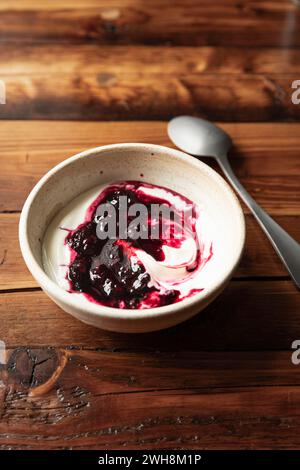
[0,0,300,450]
[1,44,300,121]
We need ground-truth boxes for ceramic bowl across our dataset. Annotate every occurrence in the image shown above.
[19,143,245,333]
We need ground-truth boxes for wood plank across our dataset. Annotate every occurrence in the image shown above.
[0,121,299,213]
[3,349,299,394]
[0,281,299,351]
[0,0,299,47]
[0,64,299,121]
[1,387,300,450]
[1,348,300,448]
[0,389,299,450]
[1,213,299,290]
[1,44,300,76]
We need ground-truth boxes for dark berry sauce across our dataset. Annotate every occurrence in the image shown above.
[64,181,206,309]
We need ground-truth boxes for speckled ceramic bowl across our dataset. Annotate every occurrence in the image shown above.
[19,143,245,333]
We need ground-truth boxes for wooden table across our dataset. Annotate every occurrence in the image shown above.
[0,0,300,450]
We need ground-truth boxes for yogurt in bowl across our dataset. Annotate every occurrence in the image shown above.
[19,144,245,333]
[43,180,214,310]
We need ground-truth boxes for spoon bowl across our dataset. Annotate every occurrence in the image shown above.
[168,116,232,158]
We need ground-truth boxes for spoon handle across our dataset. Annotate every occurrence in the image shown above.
[218,154,300,289]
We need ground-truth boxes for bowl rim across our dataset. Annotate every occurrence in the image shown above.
[19,143,246,321]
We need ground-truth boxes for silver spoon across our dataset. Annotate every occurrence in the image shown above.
[168,116,300,289]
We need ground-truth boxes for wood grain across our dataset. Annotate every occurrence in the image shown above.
[1,348,300,449]
[1,388,300,450]
[2,74,299,122]
[1,281,299,351]
[0,43,299,121]
[0,0,299,47]
[1,213,299,291]
[0,121,299,213]
[1,44,300,76]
